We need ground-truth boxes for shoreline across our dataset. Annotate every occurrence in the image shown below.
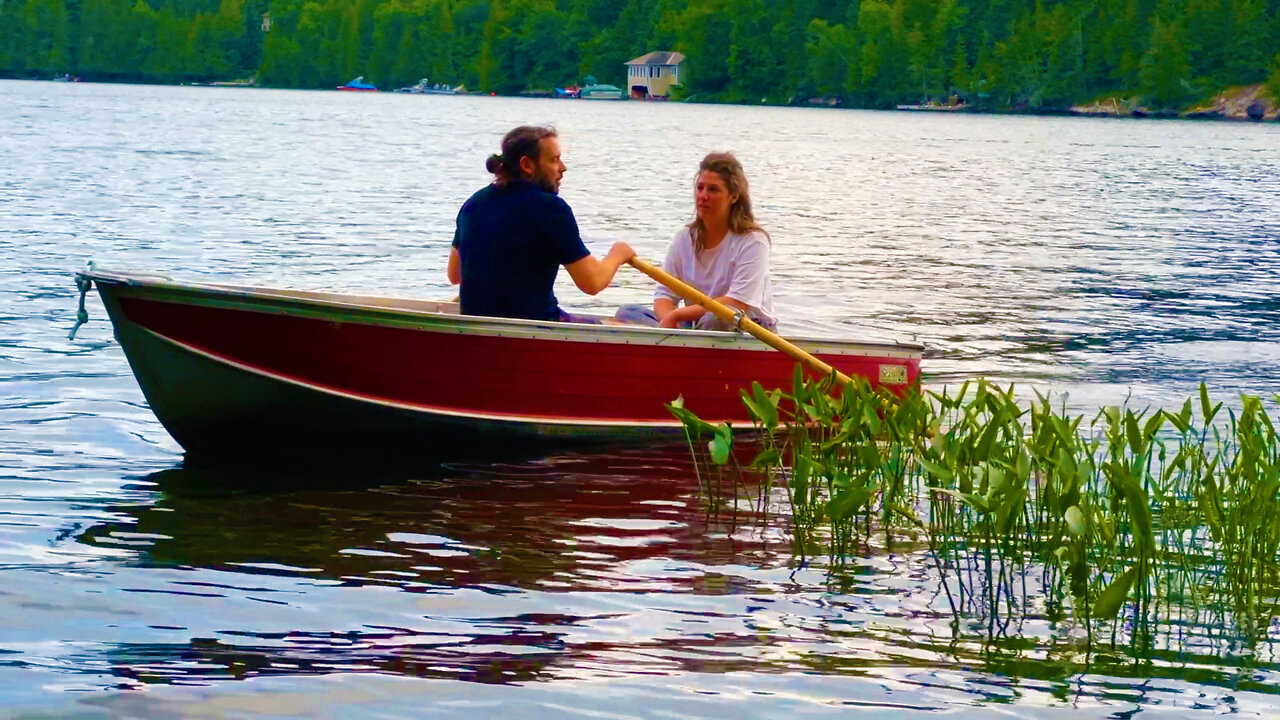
[6,75,1278,123]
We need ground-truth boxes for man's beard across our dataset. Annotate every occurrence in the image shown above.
[532,171,559,194]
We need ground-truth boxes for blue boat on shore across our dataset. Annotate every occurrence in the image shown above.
[337,76,378,92]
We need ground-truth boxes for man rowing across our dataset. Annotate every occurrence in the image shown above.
[448,125,635,322]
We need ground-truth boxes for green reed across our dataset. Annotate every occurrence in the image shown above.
[668,373,1280,649]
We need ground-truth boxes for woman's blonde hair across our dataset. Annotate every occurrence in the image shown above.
[688,152,768,256]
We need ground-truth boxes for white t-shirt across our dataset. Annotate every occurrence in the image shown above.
[654,227,776,327]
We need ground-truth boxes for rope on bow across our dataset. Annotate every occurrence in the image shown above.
[67,266,94,341]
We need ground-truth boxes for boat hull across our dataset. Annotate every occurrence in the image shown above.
[83,270,923,460]
[109,313,636,461]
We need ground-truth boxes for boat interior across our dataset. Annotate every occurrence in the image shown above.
[82,267,923,354]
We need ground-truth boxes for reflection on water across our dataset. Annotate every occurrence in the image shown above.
[79,450,766,594]
[4,79,1280,716]
[44,450,1278,716]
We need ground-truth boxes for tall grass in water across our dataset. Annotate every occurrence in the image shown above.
[668,373,1280,651]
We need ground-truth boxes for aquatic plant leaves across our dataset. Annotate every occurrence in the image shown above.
[935,488,992,514]
[916,453,954,483]
[983,462,1009,499]
[1096,507,1116,546]
[1161,447,1190,487]
[974,408,1002,461]
[1125,413,1146,456]
[826,486,871,521]
[672,366,1280,647]
[666,396,716,435]
[791,452,811,502]
[751,448,782,469]
[1014,447,1031,483]
[928,420,946,451]
[1103,466,1154,555]
[1123,479,1154,555]
[709,423,733,465]
[1093,565,1139,621]
[996,488,1026,536]
[1065,505,1087,538]
[1164,405,1191,434]
[1143,412,1165,444]
[1200,382,1222,425]
[791,364,808,406]
[1048,414,1077,449]
[1197,460,1223,543]
[741,382,780,430]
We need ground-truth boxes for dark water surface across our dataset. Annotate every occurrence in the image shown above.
[3,80,1280,717]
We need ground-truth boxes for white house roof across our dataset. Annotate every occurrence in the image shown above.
[625,51,685,67]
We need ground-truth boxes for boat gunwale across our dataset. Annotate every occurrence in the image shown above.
[80,268,925,358]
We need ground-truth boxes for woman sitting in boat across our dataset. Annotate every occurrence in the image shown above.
[618,152,776,330]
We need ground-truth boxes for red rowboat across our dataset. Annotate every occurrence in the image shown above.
[75,268,923,460]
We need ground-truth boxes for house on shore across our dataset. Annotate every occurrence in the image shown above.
[625,52,684,99]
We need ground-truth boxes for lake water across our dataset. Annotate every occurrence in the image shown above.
[3,80,1280,717]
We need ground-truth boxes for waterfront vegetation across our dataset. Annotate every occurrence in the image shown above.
[670,372,1280,657]
[1,0,1278,112]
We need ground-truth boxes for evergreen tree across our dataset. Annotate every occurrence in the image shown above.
[580,0,657,86]
[1267,53,1280,101]
[23,0,70,73]
[669,0,731,95]
[79,0,141,77]
[854,0,910,106]
[727,0,780,101]
[806,18,856,97]
[1138,16,1191,107]
[1225,0,1269,84]
[0,0,29,72]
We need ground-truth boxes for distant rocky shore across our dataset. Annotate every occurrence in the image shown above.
[1069,84,1278,121]
[796,85,1279,122]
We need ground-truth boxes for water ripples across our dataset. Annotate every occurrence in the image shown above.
[3,79,1280,716]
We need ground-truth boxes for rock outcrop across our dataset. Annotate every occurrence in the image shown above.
[1182,85,1278,121]
[1069,85,1278,121]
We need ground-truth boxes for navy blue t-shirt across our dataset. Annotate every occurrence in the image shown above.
[452,181,591,321]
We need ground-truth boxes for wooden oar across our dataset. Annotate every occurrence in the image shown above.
[627,257,851,385]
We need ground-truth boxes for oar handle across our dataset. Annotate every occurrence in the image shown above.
[626,257,851,385]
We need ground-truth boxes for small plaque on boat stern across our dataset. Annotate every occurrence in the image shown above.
[878,364,908,385]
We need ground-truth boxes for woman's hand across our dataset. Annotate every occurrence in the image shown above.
[659,304,706,328]
[658,296,749,328]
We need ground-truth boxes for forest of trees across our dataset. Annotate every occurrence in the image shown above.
[1,0,1278,111]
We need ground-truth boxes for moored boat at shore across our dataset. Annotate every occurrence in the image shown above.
[395,78,461,94]
[895,102,968,112]
[578,83,626,100]
[73,268,923,461]
[337,76,378,91]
